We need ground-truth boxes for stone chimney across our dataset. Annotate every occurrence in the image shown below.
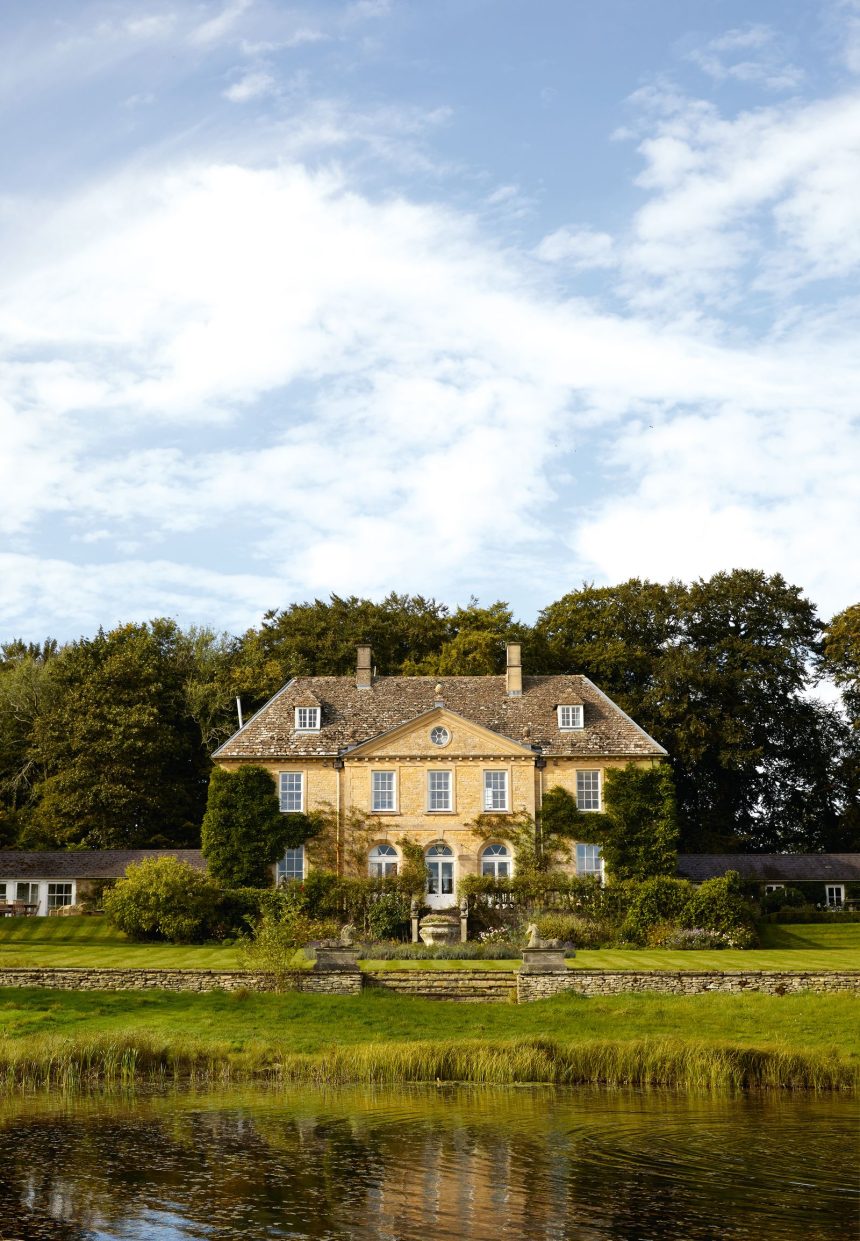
[506,643,522,697]
[356,644,373,690]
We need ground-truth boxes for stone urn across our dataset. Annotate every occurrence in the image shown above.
[418,913,459,946]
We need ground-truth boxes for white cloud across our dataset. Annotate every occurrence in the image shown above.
[685,23,804,92]
[535,227,616,268]
[190,0,254,47]
[1,154,858,635]
[223,70,276,102]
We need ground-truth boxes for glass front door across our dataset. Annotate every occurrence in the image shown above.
[425,844,454,909]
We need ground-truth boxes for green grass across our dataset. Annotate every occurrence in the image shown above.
[1,919,858,973]
[0,988,855,1091]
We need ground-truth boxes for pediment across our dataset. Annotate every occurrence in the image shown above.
[346,707,535,760]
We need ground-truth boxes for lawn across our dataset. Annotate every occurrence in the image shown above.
[1,918,859,972]
[0,986,854,1053]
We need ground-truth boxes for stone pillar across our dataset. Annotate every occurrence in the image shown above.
[410,898,420,944]
[519,947,568,973]
[312,946,360,972]
[459,896,469,943]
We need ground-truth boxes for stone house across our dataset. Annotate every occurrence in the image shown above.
[213,644,667,907]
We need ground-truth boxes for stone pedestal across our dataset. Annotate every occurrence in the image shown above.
[312,946,360,972]
[519,947,569,974]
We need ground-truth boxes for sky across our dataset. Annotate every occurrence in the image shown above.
[1,0,859,642]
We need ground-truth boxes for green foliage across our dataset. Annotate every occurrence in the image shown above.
[599,763,678,881]
[239,910,340,985]
[822,602,860,726]
[27,620,210,848]
[758,886,808,915]
[201,765,314,888]
[103,857,227,943]
[620,876,695,943]
[534,913,614,949]
[366,891,412,940]
[681,872,758,947]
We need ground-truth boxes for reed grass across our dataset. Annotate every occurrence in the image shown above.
[0,1031,854,1092]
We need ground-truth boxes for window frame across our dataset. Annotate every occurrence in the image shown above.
[575,843,603,876]
[47,883,74,910]
[557,704,584,731]
[294,706,320,732]
[825,884,845,908]
[480,842,512,879]
[482,769,510,813]
[279,771,305,813]
[368,843,399,878]
[575,768,602,812]
[370,769,397,814]
[427,769,454,813]
[276,846,305,885]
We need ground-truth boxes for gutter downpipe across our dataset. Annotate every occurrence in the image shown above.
[334,752,345,876]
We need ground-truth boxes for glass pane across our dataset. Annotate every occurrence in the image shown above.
[497,862,509,877]
[481,862,495,876]
[441,863,454,895]
[426,865,438,894]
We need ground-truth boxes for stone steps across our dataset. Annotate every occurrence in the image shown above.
[364,969,517,1002]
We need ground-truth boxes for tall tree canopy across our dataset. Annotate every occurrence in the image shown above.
[0,575,855,854]
[28,620,211,848]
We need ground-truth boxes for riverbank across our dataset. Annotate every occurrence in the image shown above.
[0,988,856,1090]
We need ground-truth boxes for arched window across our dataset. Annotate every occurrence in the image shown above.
[368,843,398,878]
[480,843,511,879]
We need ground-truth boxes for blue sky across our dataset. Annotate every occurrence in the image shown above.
[1,0,858,640]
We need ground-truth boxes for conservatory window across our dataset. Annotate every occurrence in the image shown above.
[47,883,73,910]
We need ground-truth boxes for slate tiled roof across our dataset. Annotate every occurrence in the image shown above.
[214,674,666,760]
[0,850,206,880]
[677,854,860,883]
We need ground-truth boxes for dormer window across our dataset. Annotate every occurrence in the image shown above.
[294,706,320,732]
[557,704,584,730]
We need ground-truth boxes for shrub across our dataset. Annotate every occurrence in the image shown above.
[103,857,227,943]
[759,886,808,915]
[620,876,694,944]
[680,871,758,946]
[648,926,731,950]
[535,914,613,949]
[239,910,340,985]
[358,940,529,960]
[366,890,412,941]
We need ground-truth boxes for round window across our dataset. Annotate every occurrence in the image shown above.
[430,726,450,747]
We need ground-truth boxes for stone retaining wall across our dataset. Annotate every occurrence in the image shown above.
[517,969,860,1003]
[0,967,361,996]
[0,966,856,1002]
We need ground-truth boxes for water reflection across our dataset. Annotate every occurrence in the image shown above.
[0,1085,855,1240]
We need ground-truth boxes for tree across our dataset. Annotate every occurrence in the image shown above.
[28,620,210,848]
[401,600,524,675]
[598,763,678,881]
[0,642,57,841]
[202,765,316,887]
[822,603,860,726]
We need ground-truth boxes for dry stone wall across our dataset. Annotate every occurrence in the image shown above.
[517,970,860,1002]
[0,965,856,1001]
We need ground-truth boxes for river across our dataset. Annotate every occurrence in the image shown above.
[0,1085,856,1239]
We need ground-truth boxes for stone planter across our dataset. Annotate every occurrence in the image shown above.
[311,946,360,972]
[519,947,569,974]
[418,914,459,946]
